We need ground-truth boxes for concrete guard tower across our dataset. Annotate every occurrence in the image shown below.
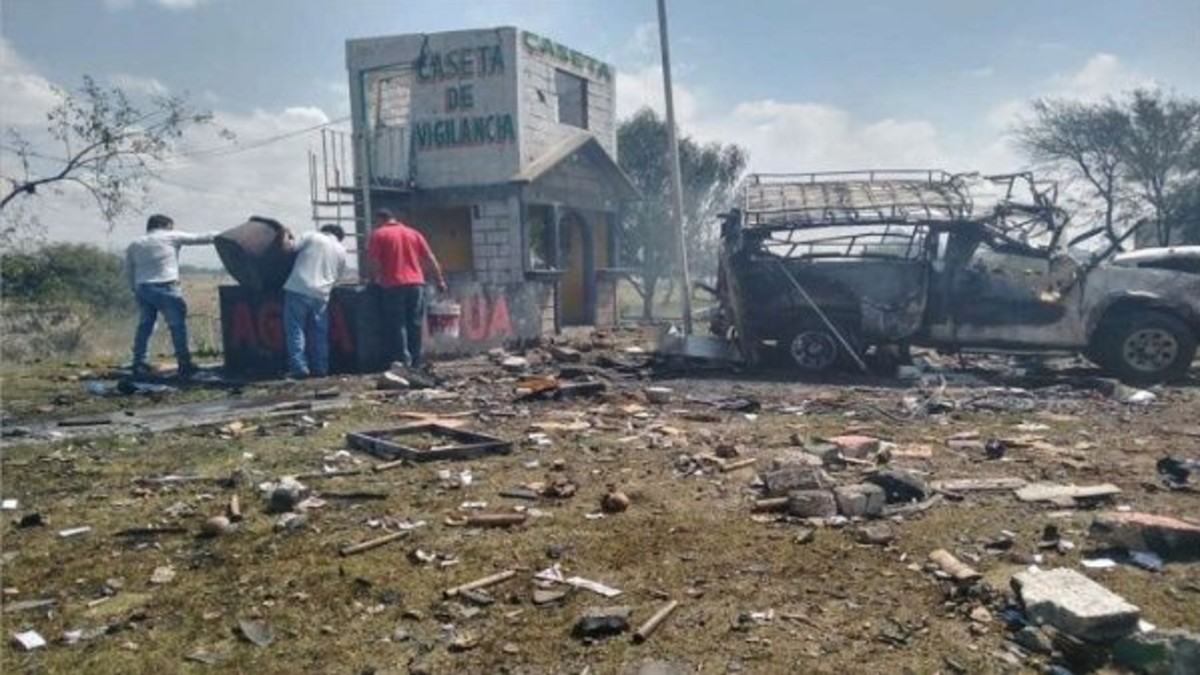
[329,27,637,343]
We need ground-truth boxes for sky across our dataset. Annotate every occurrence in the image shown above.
[2,0,1198,267]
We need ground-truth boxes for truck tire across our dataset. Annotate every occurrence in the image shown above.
[782,319,861,373]
[1095,310,1197,384]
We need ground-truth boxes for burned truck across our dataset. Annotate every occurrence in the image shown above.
[710,170,1200,383]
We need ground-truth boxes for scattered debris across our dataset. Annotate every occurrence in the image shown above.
[928,549,980,583]
[347,423,511,462]
[57,526,91,538]
[633,599,679,643]
[1014,482,1121,504]
[1012,567,1140,642]
[236,618,274,647]
[574,606,632,639]
[339,530,410,557]
[150,565,177,585]
[444,570,516,598]
[1088,511,1200,561]
[11,629,46,651]
[600,488,630,513]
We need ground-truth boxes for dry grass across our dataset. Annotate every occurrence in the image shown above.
[2,342,1199,673]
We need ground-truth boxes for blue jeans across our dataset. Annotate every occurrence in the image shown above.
[284,290,330,376]
[381,285,425,367]
[133,282,191,370]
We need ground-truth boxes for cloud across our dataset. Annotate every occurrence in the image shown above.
[615,64,699,124]
[1054,52,1153,100]
[103,0,211,10]
[0,38,60,126]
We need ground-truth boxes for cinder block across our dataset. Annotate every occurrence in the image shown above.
[834,483,886,518]
[785,489,837,518]
[1012,567,1140,642]
[1089,511,1200,561]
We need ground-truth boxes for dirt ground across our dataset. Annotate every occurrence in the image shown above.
[1,327,1198,674]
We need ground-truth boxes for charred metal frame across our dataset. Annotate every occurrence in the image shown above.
[347,423,512,462]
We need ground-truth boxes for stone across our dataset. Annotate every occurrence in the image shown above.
[600,490,630,513]
[266,477,308,514]
[855,524,895,546]
[201,515,233,537]
[785,490,837,518]
[549,346,582,363]
[150,565,176,585]
[1113,629,1200,675]
[1011,567,1140,642]
[573,606,632,639]
[826,435,881,458]
[274,512,308,532]
[865,469,928,503]
[761,466,832,497]
[1089,511,1200,561]
[833,483,886,517]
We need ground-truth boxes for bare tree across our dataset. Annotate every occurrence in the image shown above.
[1118,89,1200,246]
[1,76,223,246]
[1016,97,1130,245]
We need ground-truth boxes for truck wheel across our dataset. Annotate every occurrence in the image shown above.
[1097,310,1197,384]
[784,321,860,373]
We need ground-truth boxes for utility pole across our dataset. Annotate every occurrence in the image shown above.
[656,0,693,334]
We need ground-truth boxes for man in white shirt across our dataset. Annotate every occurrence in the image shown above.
[125,214,217,379]
[282,224,349,378]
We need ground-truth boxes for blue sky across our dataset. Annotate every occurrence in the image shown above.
[2,0,1198,263]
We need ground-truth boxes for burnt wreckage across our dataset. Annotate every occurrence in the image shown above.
[710,170,1200,383]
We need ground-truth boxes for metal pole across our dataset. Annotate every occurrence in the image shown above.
[657,0,693,334]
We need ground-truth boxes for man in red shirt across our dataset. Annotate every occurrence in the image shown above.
[366,209,447,368]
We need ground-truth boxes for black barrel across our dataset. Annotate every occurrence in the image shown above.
[214,216,297,293]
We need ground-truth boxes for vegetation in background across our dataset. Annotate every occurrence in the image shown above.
[617,108,747,319]
[1,242,132,314]
[1015,89,1200,247]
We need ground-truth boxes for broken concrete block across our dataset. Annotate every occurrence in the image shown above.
[760,466,831,497]
[785,490,837,518]
[1014,483,1120,503]
[573,606,632,639]
[833,483,886,518]
[865,469,928,503]
[826,434,881,458]
[855,523,895,546]
[1012,567,1140,642]
[1113,629,1200,675]
[1089,511,1200,562]
[549,345,582,363]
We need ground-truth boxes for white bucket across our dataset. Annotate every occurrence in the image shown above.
[427,301,462,339]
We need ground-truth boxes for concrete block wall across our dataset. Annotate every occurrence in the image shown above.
[517,30,617,167]
[471,196,524,285]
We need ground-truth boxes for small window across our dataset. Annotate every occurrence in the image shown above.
[555,70,588,129]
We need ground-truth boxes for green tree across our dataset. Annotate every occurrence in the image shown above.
[1,75,223,248]
[617,108,747,319]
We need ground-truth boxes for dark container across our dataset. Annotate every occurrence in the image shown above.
[219,284,386,376]
[214,216,297,293]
